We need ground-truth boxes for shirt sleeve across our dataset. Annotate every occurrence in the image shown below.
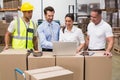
[59,28,64,41]
[33,22,38,36]
[8,20,16,33]
[37,25,53,49]
[105,24,113,37]
[78,29,85,44]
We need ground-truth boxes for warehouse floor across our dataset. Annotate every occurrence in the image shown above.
[112,53,120,80]
[0,46,120,80]
[0,46,4,52]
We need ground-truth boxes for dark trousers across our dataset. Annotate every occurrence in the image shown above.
[88,49,105,51]
[42,48,53,52]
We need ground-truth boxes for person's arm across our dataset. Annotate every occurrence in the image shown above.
[104,24,114,56]
[84,23,90,51]
[84,35,89,51]
[76,29,85,53]
[4,31,12,50]
[33,36,38,50]
[3,20,15,50]
[76,43,85,53]
[104,36,114,56]
[32,22,38,50]
[106,36,114,52]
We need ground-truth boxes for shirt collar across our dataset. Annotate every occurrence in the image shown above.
[45,21,53,26]
[65,26,76,32]
[96,19,103,26]
[92,19,103,26]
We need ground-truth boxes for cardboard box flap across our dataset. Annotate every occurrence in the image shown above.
[25,66,63,75]
[32,69,73,79]
[0,49,27,55]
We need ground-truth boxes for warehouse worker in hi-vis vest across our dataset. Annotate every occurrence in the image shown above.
[4,2,38,50]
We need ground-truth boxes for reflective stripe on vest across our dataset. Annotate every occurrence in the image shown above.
[12,18,35,49]
[13,36,33,40]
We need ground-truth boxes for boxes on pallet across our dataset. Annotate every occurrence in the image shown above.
[25,66,73,80]
[28,52,55,70]
[56,55,84,80]
[3,0,21,8]
[0,22,9,36]
[0,49,27,80]
[85,51,112,80]
[112,27,120,33]
[114,33,120,45]
[113,45,120,54]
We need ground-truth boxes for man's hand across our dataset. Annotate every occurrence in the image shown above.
[104,51,112,57]
[76,47,80,53]
[3,45,9,50]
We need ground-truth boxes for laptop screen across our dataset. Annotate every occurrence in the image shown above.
[53,42,77,56]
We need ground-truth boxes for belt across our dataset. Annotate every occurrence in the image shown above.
[88,49,105,51]
[42,48,53,52]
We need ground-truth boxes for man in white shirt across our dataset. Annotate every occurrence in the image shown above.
[85,9,114,56]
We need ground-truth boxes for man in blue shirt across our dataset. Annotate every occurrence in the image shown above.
[37,6,60,51]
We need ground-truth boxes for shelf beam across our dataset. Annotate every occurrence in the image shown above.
[0,8,19,12]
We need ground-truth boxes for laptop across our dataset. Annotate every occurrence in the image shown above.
[53,42,77,56]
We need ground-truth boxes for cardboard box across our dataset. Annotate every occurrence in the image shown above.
[28,52,55,70]
[85,51,112,80]
[56,55,84,80]
[25,66,73,80]
[0,49,27,80]
[31,69,73,80]
[3,0,21,8]
[0,23,9,36]
[113,45,120,54]
[25,66,63,80]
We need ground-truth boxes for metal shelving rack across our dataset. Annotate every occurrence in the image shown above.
[103,0,120,27]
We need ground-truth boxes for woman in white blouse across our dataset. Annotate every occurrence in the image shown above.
[59,13,85,53]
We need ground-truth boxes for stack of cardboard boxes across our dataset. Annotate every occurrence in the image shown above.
[0,49,27,80]
[85,51,112,80]
[112,27,120,54]
[0,21,9,46]
[3,0,21,9]
[0,49,112,80]
[56,55,84,80]
[0,21,9,36]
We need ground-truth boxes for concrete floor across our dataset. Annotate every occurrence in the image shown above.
[112,53,120,80]
[0,46,120,80]
[0,46,4,52]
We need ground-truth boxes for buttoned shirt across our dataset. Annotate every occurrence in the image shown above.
[59,26,85,46]
[37,21,60,49]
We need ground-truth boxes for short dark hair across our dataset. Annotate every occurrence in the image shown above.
[44,6,55,15]
[65,13,74,21]
[91,9,102,15]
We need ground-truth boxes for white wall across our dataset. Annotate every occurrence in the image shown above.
[22,0,100,24]
[43,0,75,25]
[22,0,41,23]
[78,0,100,4]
